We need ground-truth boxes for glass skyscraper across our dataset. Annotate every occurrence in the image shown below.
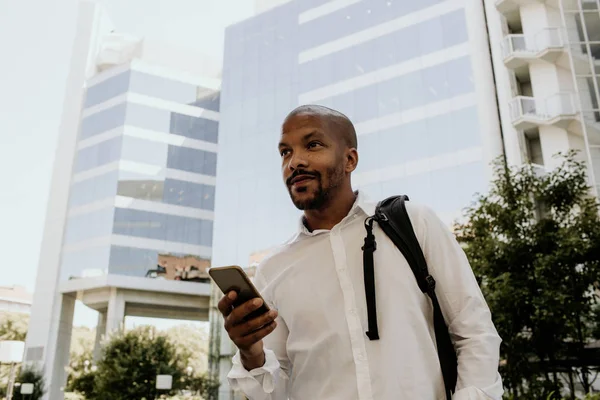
[211,0,503,397]
[61,64,219,281]
[25,6,221,396]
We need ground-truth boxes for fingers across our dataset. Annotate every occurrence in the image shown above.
[228,309,278,338]
[218,291,237,317]
[233,320,278,350]
[220,295,279,352]
[227,298,266,327]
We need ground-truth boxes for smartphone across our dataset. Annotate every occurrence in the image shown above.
[209,265,270,321]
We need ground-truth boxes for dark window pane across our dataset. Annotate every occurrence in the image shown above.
[84,71,131,108]
[69,170,119,207]
[117,179,165,202]
[80,103,127,140]
[112,208,213,246]
[60,245,111,281]
[163,179,215,210]
[64,208,115,244]
[169,113,219,143]
[321,56,473,123]
[74,136,123,173]
[108,246,160,277]
[298,10,467,92]
[297,0,446,51]
[167,146,217,176]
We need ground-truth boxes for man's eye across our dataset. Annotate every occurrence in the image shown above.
[308,142,321,149]
[280,149,290,156]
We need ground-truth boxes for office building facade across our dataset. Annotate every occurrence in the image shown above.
[487,0,599,193]
[25,3,220,399]
[211,0,504,397]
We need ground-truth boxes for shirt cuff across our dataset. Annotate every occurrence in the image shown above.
[227,348,281,394]
[453,386,494,400]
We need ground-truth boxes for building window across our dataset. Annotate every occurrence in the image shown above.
[525,130,544,166]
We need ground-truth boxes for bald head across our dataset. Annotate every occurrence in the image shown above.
[285,105,358,150]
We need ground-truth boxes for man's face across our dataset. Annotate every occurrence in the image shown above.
[278,114,347,210]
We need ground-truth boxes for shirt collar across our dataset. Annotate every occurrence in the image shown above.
[296,191,377,237]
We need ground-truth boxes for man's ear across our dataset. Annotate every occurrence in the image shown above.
[345,148,358,173]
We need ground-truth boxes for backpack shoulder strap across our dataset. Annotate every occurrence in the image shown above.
[375,195,432,293]
[373,195,458,399]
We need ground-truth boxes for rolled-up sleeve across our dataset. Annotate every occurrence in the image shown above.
[226,269,291,400]
[228,347,289,399]
[411,204,504,400]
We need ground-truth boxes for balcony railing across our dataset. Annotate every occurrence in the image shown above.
[502,28,564,62]
[496,0,549,14]
[509,93,578,126]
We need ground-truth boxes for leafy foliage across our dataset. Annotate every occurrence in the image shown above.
[180,373,220,400]
[0,312,28,341]
[13,366,46,400]
[89,326,183,400]
[65,326,96,393]
[164,324,209,375]
[455,152,600,399]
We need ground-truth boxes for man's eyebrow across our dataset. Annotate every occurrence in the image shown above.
[278,130,326,149]
[303,130,325,141]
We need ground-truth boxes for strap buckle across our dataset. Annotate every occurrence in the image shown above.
[426,275,436,291]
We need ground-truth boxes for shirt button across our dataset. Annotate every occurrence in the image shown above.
[356,353,366,362]
[348,308,356,315]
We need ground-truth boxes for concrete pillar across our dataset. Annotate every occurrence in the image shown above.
[93,311,107,361]
[465,0,506,182]
[106,288,125,334]
[47,294,76,400]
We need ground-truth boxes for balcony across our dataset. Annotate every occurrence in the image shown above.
[509,92,579,130]
[496,0,549,14]
[502,28,565,70]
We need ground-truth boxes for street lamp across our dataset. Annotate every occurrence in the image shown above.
[0,340,25,400]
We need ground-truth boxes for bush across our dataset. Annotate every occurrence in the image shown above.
[13,366,46,400]
[89,326,183,400]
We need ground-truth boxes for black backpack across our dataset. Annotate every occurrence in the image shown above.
[361,195,458,399]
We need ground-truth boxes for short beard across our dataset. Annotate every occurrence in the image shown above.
[289,165,344,211]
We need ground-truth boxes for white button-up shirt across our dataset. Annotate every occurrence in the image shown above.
[228,192,503,399]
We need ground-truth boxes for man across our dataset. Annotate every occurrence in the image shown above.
[218,105,503,399]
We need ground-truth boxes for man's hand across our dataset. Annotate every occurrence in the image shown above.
[218,291,278,370]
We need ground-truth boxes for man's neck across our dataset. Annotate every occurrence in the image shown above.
[303,188,357,231]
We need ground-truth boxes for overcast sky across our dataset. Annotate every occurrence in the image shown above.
[0,0,254,327]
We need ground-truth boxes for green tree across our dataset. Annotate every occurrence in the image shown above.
[164,324,209,375]
[0,312,29,341]
[65,326,95,393]
[180,373,220,400]
[90,326,183,400]
[455,152,600,399]
[13,366,46,400]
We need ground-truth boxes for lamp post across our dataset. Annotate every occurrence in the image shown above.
[0,340,25,400]
[155,374,172,400]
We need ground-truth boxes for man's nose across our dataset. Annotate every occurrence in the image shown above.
[287,151,308,171]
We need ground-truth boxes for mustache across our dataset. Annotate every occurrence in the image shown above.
[286,169,320,186]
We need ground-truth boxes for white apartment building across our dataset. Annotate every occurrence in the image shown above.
[486,0,600,192]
